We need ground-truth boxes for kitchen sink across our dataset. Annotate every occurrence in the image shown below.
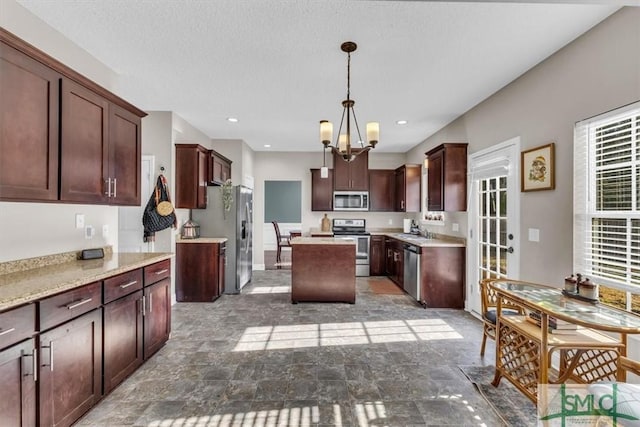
[396,233,432,242]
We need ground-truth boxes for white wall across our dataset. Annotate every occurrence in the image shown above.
[406,7,640,285]
[0,0,122,263]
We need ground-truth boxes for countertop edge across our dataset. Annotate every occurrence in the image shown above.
[0,253,173,312]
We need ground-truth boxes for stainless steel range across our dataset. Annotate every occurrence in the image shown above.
[332,219,370,277]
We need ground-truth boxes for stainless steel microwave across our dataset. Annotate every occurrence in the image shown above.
[333,191,369,211]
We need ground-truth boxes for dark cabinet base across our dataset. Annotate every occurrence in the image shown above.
[420,247,465,308]
[103,290,143,394]
[0,338,36,427]
[176,242,224,302]
[39,309,103,427]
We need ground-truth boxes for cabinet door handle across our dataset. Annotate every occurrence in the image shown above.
[104,178,111,197]
[401,200,405,209]
[149,293,153,313]
[0,327,15,337]
[155,269,169,275]
[120,280,138,289]
[142,295,146,316]
[32,347,38,382]
[42,342,53,371]
[66,298,92,310]
[112,178,117,198]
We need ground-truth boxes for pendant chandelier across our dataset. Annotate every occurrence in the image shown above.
[320,41,379,168]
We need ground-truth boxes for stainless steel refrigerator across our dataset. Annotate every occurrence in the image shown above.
[192,185,252,293]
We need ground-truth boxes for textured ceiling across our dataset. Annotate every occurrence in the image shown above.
[17,1,620,153]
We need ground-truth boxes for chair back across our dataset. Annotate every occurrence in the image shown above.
[480,278,524,314]
[272,221,283,241]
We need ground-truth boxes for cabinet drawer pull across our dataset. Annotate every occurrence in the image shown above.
[155,269,169,275]
[66,298,93,310]
[42,342,54,371]
[0,327,15,336]
[120,280,138,289]
[33,348,38,382]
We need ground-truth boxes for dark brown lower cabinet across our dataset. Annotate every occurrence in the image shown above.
[369,235,386,276]
[143,278,171,359]
[39,309,102,427]
[385,239,404,287]
[176,242,224,302]
[0,338,36,427]
[420,247,465,308]
[103,290,143,394]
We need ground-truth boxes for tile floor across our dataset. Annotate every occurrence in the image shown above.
[78,270,506,426]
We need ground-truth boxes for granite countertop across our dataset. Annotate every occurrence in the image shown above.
[176,237,228,243]
[290,237,356,245]
[0,252,173,311]
[386,233,466,248]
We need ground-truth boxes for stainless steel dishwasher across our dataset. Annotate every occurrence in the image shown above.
[403,243,421,301]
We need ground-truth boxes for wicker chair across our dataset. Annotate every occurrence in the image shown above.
[480,278,526,356]
[272,221,291,265]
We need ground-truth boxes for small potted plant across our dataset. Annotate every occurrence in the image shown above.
[222,179,233,218]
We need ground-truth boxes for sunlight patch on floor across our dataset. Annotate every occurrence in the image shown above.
[145,396,493,426]
[246,285,291,294]
[233,318,463,352]
[147,403,322,427]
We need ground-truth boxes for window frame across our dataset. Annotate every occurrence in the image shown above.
[574,102,640,302]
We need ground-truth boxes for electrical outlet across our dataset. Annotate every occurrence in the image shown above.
[528,228,540,242]
[452,223,459,232]
[102,224,109,238]
[388,219,393,225]
[85,225,95,239]
[75,214,85,229]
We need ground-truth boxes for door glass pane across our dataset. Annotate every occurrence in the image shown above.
[489,192,497,216]
[477,175,510,281]
[500,219,507,246]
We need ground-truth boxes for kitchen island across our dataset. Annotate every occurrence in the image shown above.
[290,237,356,303]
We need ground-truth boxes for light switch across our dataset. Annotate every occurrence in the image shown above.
[528,228,540,242]
[75,214,85,229]
[452,223,459,232]
[102,224,109,238]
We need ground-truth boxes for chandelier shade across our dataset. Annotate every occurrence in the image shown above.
[320,41,379,163]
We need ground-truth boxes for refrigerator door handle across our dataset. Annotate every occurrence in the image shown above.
[245,202,251,254]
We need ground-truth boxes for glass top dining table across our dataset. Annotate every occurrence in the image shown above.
[489,279,640,333]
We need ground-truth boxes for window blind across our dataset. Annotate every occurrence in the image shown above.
[574,102,640,290]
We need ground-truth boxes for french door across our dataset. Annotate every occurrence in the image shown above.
[467,138,520,316]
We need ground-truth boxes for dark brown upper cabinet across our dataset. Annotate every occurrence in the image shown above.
[369,169,395,212]
[176,144,208,209]
[394,164,421,212]
[59,80,141,206]
[209,150,232,186]
[0,28,146,206]
[425,143,468,212]
[333,149,369,191]
[311,169,334,211]
[60,79,110,203]
[0,39,60,201]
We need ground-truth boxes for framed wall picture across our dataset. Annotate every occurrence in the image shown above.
[521,142,555,192]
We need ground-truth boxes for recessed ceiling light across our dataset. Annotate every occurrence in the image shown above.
[264,144,271,148]
[227,117,238,123]
[396,120,408,125]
